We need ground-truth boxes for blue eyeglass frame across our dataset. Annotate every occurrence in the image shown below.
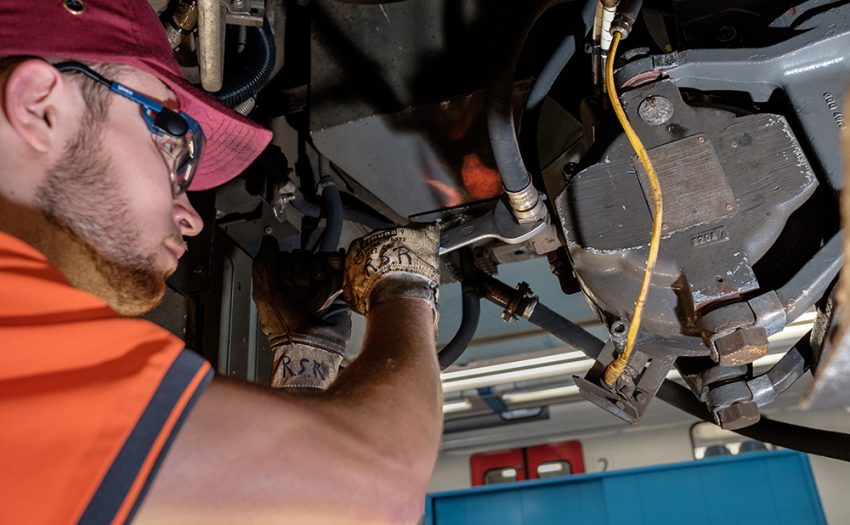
[53,60,205,196]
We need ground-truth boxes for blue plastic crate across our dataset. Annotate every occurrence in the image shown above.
[424,451,825,525]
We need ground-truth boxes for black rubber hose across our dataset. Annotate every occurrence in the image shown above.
[487,0,571,193]
[290,191,393,230]
[526,302,606,359]
[318,182,343,252]
[656,379,850,462]
[438,283,482,370]
[439,250,482,370]
[214,20,276,108]
[525,0,597,111]
[476,269,603,358]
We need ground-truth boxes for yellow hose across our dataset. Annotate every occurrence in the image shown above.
[602,31,664,386]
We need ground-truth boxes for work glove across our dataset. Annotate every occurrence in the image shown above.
[252,237,351,391]
[343,223,441,320]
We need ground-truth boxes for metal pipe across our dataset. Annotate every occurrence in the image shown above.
[776,232,842,322]
[198,0,225,92]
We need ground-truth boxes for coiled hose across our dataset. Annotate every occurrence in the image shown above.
[214,19,276,108]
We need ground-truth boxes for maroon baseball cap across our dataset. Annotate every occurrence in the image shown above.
[0,0,272,191]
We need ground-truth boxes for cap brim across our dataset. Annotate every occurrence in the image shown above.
[130,59,273,191]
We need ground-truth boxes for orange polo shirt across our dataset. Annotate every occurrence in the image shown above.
[0,231,212,525]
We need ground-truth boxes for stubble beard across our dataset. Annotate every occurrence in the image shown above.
[34,120,168,316]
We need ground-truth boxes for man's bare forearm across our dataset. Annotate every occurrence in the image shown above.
[326,298,443,484]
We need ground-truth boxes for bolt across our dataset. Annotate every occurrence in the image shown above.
[714,326,769,366]
[661,223,668,231]
[725,203,734,211]
[638,96,674,126]
[231,0,247,9]
[716,25,738,43]
[716,400,760,430]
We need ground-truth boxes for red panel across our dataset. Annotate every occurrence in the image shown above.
[525,441,585,479]
[469,449,526,487]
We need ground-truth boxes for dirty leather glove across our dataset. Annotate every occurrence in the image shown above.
[252,236,351,391]
[343,223,441,318]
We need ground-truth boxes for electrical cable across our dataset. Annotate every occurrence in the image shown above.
[602,30,664,386]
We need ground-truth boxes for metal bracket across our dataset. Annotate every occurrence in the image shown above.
[438,199,549,256]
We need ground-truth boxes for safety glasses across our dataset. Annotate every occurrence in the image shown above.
[54,61,205,197]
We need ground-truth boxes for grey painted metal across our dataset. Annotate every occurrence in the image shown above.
[764,345,808,401]
[747,374,776,407]
[556,80,817,342]
[776,231,843,322]
[439,199,549,255]
[618,2,850,189]
[748,291,787,337]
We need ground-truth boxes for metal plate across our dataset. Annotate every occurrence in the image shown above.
[634,134,735,234]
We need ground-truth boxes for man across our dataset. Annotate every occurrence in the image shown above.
[0,1,442,524]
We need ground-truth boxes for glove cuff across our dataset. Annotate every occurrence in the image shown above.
[368,272,439,317]
[270,342,345,390]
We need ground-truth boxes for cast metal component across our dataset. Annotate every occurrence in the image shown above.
[438,199,549,256]
[699,232,841,350]
[617,3,850,190]
[198,0,225,92]
[556,80,818,341]
[637,95,673,126]
[714,326,768,366]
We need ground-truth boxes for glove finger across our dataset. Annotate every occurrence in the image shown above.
[291,250,314,287]
[253,236,282,299]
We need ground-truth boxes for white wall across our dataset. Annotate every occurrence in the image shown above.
[429,406,850,524]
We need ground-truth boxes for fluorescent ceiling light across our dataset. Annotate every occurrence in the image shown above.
[502,385,581,404]
[442,399,473,414]
[440,351,587,381]
[442,359,595,394]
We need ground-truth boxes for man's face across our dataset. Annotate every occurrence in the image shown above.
[35,67,203,316]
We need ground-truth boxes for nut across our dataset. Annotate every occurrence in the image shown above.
[714,326,769,366]
[716,401,761,430]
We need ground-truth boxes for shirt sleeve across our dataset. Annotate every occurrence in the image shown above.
[78,349,213,525]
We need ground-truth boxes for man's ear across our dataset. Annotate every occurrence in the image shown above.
[3,60,70,154]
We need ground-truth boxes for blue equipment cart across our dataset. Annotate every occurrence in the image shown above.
[425,451,825,525]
